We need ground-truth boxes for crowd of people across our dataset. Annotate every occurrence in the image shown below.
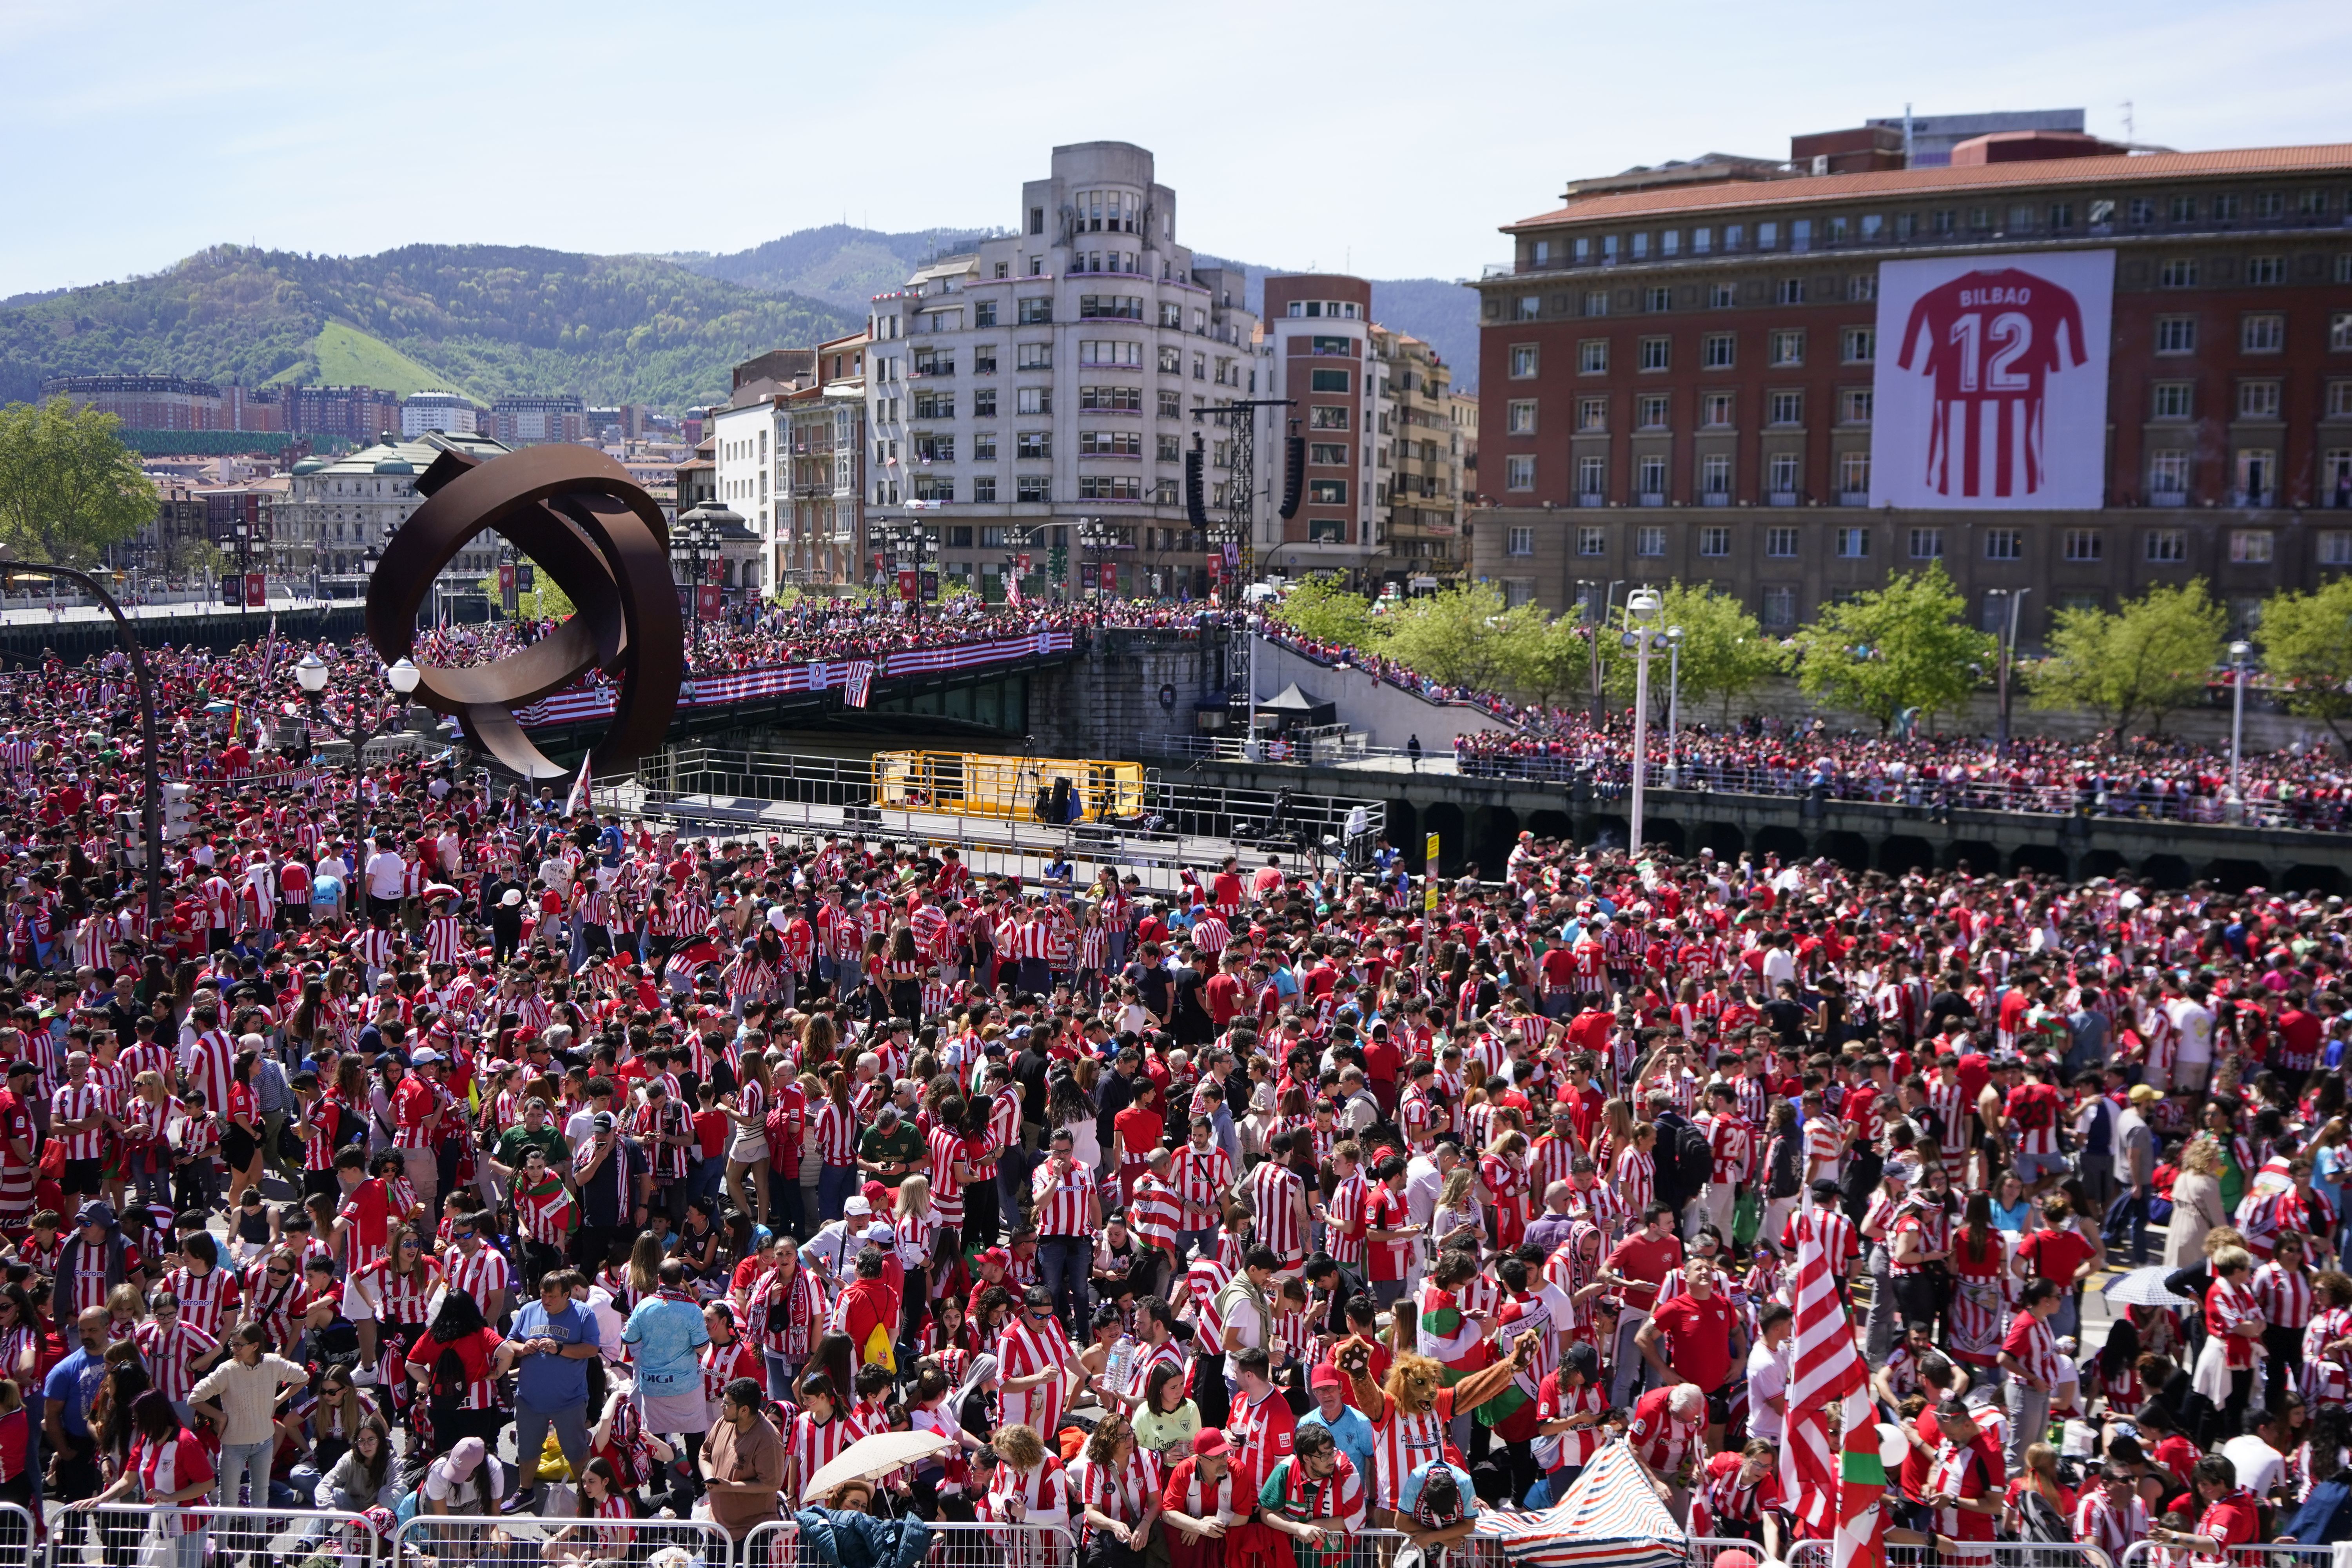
[0,597,2339,1568]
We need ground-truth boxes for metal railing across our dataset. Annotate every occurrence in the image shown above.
[391,1510,732,1568]
[60,1503,370,1568]
[1791,1545,2114,1568]
[744,1516,1078,1568]
[2120,1546,2332,1568]
[1452,751,2352,832]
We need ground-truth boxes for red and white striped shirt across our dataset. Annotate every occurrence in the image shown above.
[1031,1158,1098,1238]
[1613,1147,1654,1216]
[180,1029,236,1115]
[814,1101,857,1166]
[49,1080,107,1160]
[134,1317,218,1401]
[1170,1143,1233,1220]
[1245,1161,1307,1262]
[444,1245,513,1310]
[2074,1488,2148,1560]
[162,1265,241,1340]
[1079,1446,1163,1544]
[2254,1261,2314,1332]
[350,1257,445,1327]
[1323,1172,1369,1267]
[926,1123,968,1228]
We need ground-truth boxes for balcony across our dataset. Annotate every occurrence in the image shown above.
[1767,490,1799,507]
[1638,492,1667,507]
[1702,492,1731,508]
[1838,490,1871,506]
[2149,488,2189,507]
[1576,492,1606,507]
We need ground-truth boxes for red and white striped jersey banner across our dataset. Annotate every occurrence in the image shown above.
[512,631,1074,726]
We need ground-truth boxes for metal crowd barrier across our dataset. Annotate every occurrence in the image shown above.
[58,1503,374,1568]
[392,1510,733,1568]
[1792,1544,2116,1568]
[741,1517,1079,1568]
[0,1502,33,1568]
[2121,1546,2334,1568]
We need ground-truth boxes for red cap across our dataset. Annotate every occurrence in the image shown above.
[1308,1364,1343,1390]
[1191,1429,1232,1459]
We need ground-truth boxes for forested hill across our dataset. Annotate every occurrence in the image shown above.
[0,243,857,410]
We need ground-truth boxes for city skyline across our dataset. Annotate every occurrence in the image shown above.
[6,0,2351,300]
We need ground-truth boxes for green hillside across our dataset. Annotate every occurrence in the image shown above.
[667,225,1002,312]
[0,243,858,412]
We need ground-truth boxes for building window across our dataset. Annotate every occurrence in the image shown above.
[1637,526,1666,557]
[2231,529,2275,563]
[2248,256,2285,286]
[2330,381,2352,417]
[1577,527,1606,556]
[2146,529,2187,562]
[1309,406,1349,430]
[1579,340,1609,374]
[2155,316,2198,355]
[1308,479,1348,505]
[2153,382,2193,419]
[1768,391,1802,426]
[1015,431,1051,460]
[1310,369,1351,393]
[971,478,996,503]
[1581,290,1610,317]
[1776,278,1805,306]
[1700,454,1731,494]
[1699,526,1731,557]
[2149,451,2191,497]
[1838,389,1873,425]
[1984,530,2023,561]
[1307,441,1343,465]
[2239,448,2278,502]
[1768,453,1799,494]
[2239,380,2282,419]
[973,433,998,460]
[1016,476,1050,503]
[1909,528,1944,559]
[1708,282,1735,309]
[1078,430,1140,456]
[1636,395,1668,429]
[1761,586,1798,628]
[1768,330,1803,367]
[1702,393,1733,428]
[1847,274,1877,303]
[1016,343,1053,370]
[2158,259,2199,289]
[1078,475,1142,500]
[1158,346,1181,373]
[1702,333,1734,368]
[1842,327,1876,363]
[1506,526,1534,556]
[972,301,998,328]
[1504,455,1535,491]
[2333,311,2352,350]
[1514,295,1541,321]
[1637,455,1666,494]
[1577,397,1608,432]
[1577,456,1606,495]
[2243,315,2285,354]
[1509,345,1539,377]
[1506,400,1537,435]
[1766,527,1798,558]
[1835,527,1869,559]
[1639,336,1670,371]
[1838,452,1871,494]
[2319,532,2352,566]
[1017,297,1053,324]
[1016,387,1050,416]
[2063,529,2104,562]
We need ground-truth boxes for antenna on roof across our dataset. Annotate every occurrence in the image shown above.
[2121,100,2135,143]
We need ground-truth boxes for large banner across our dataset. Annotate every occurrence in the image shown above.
[1869,250,2113,511]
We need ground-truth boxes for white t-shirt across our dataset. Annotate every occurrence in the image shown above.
[364,851,406,900]
[423,1455,508,1506]
[2218,1434,2283,1499]
[1745,1338,1789,1440]
[2167,999,2216,1063]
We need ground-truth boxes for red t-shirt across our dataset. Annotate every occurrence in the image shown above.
[1607,1232,1686,1312]
[2016,1226,2096,1288]
[1365,1187,1414,1281]
[1648,1290,1737,1392]
[2197,1490,2263,1552]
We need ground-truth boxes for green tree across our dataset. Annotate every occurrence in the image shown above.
[1497,604,1590,712]
[2257,576,2352,755]
[0,399,158,567]
[1377,581,1519,692]
[1595,582,1788,723]
[2026,579,2224,744]
[476,568,576,621]
[1270,573,1376,651]
[1790,563,1993,731]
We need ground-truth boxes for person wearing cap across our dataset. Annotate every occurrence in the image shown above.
[2113,1082,2160,1265]
[1295,1361,1376,1483]
[800,1193,875,1298]
[1161,1428,1243,1568]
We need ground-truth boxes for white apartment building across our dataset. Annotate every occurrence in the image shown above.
[711,399,781,581]
[865,141,1259,600]
[280,430,510,594]
[401,391,478,437]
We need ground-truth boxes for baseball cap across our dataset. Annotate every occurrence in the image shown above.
[1190,1430,1232,1459]
[592,1112,615,1131]
[1308,1365,1342,1390]
[865,1222,895,1243]
[844,1195,873,1217]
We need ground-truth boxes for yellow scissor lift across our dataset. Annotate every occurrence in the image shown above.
[873,750,1145,827]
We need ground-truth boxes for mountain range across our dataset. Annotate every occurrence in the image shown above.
[0,227,1479,417]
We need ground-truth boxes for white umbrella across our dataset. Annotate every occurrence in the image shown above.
[801,1428,953,1504]
[2102,1265,2199,1310]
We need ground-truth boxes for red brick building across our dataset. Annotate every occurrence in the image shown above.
[1470,135,2352,642]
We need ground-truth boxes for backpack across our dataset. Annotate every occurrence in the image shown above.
[2016,1489,2071,1544]
[1672,1120,1714,1203]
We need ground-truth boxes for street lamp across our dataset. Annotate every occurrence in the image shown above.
[1622,587,1666,852]
[1664,624,1684,780]
[293,650,423,773]
[2229,639,2254,803]
[1078,516,1117,603]
[672,503,722,659]
[231,519,250,613]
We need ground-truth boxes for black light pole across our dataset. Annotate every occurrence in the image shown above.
[0,548,163,924]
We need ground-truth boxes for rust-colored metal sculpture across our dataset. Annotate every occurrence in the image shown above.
[365,444,682,780]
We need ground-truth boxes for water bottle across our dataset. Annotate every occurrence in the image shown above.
[1106,1331,1135,1397]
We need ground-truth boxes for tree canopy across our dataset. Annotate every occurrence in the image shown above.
[1269,574,1377,652]
[1789,563,1992,731]
[2257,577,2352,755]
[1594,582,1787,723]
[2025,579,2224,743]
[0,398,158,569]
[1377,581,1519,692]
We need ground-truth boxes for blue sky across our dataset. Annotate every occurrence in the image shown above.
[5,0,2350,298]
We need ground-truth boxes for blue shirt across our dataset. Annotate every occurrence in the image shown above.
[1396,1461,1479,1521]
[512,1299,599,1409]
[45,1345,105,1441]
[1296,1402,1376,1483]
[619,1292,710,1395]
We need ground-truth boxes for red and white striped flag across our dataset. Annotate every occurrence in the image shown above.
[563,752,592,817]
[1780,1203,1870,1535]
[843,661,874,709]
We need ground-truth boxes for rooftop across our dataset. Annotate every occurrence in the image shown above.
[1508,141,2352,229]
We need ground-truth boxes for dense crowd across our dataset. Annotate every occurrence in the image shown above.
[0,599,2339,1568]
